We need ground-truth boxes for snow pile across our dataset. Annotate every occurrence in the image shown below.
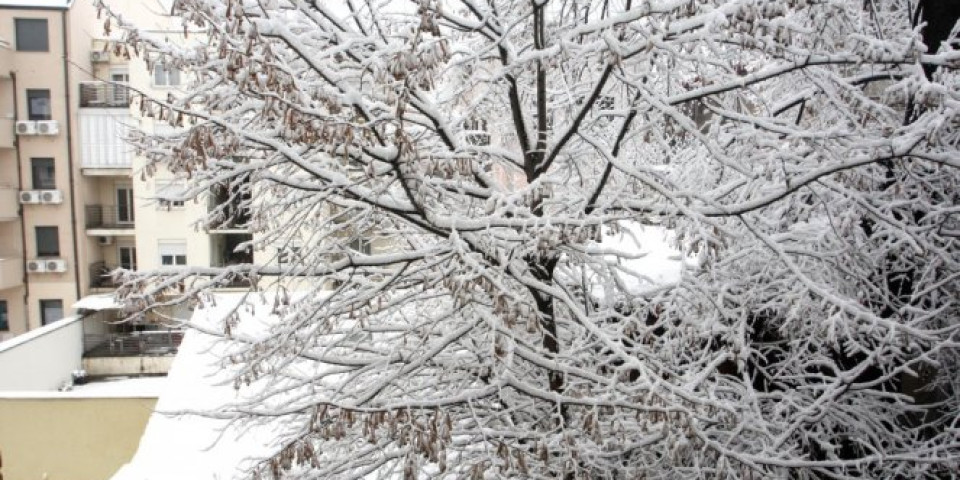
[111,295,281,480]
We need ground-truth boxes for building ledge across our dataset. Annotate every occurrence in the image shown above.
[81,167,132,177]
[86,228,135,236]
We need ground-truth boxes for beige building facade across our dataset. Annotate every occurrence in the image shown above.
[0,0,228,341]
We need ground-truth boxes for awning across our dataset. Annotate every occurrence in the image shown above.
[72,294,122,311]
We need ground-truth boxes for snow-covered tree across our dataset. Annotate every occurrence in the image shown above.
[102,0,960,477]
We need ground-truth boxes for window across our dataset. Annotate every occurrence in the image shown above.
[464,118,490,146]
[35,226,59,257]
[116,186,135,223]
[153,63,181,87]
[0,301,8,331]
[27,89,51,121]
[157,181,185,208]
[159,242,187,266]
[596,95,615,111]
[110,71,130,105]
[278,245,301,265]
[119,245,137,270]
[15,18,48,52]
[31,158,55,189]
[348,237,372,255]
[39,299,63,326]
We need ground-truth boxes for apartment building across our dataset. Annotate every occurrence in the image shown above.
[0,0,221,346]
[0,0,81,340]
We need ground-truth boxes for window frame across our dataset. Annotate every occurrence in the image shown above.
[156,180,186,209]
[159,241,187,266]
[30,157,56,190]
[15,18,49,52]
[35,226,60,257]
[39,299,63,326]
[26,89,51,121]
[0,300,8,331]
[152,63,181,87]
[348,237,372,255]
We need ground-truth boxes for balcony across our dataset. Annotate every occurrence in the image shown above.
[0,255,23,290]
[79,81,130,108]
[85,205,136,235]
[0,186,17,220]
[89,261,123,289]
[83,330,184,357]
[0,117,13,148]
[79,109,134,173]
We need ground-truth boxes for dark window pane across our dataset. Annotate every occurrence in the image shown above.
[117,188,134,222]
[27,89,51,121]
[15,18,48,52]
[39,299,63,326]
[35,226,59,257]
[31,158,55,189]
[0,301,8,331]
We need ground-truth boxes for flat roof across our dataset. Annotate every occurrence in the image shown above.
[0,0,73,9]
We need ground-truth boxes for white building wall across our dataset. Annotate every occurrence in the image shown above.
[0,315,82,391]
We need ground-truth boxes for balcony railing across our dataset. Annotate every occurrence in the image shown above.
[79,82,131,108]
[86,205,135,229]
[83,330,184,357]
[89,261,125,289]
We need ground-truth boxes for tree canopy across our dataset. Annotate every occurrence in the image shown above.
[103,0,960,478]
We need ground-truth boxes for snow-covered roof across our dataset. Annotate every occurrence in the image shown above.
[0,0,72,9]
[111,294,281,480]
[73,293,122,311]
[0,376,167,399]
[0,315,81,354]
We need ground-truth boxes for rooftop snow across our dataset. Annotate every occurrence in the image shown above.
[73,293,122,311]
[0,0,72,9]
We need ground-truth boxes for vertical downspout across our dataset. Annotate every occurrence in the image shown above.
[62,10,81,302]
[11,72,31,331]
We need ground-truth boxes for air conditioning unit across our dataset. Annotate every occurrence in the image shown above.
[39,190,63,204]
[98,236,113,246]
[19,190,40,204]
[15,120,36,135]
[46,259,67,272]
[36,120,59,135]
[90,51,110,63]
[26,259,46,273]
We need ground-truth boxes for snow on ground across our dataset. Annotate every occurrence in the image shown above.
[111,294,282,480]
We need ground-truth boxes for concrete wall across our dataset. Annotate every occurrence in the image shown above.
[83,355,174,377]
[0,315,82,391]
[0,396,156,480]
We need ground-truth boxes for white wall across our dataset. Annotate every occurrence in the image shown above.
[0,315,83,391]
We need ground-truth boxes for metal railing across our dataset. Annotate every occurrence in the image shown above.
[86,205,135,229]
[83,330,184,357]
[89,261,123,289]
[79,81,131,108]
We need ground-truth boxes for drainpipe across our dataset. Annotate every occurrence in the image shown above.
[62,9,82,303]
[11,72,30,332]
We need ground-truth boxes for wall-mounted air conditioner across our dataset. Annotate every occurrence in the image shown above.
[15,120,36,135]
[36,120,59,135]
[45,259,67,273]
[90,51,110,63]
[26,259,47,273]
[19,190,40,204]
[98,236,113,246]
[39,190,63,204]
